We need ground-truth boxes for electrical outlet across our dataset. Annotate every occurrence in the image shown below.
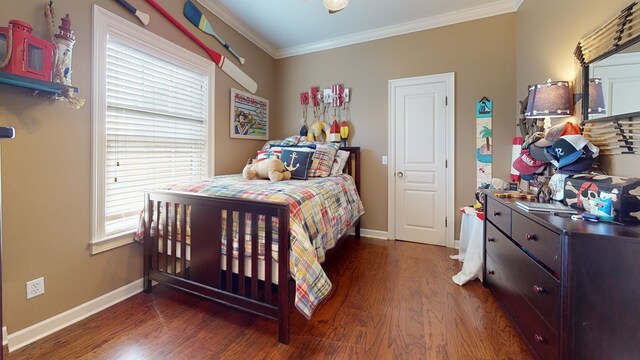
[26,277,45,299]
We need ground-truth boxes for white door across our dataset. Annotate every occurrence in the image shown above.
[389,74,452,246]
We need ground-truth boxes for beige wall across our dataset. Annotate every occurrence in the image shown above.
[7,0,633,338]
[516,0,640,177]
[274,14,517,235]
[0,0,275,332]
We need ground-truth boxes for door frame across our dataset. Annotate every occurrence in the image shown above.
[387,72,455,248]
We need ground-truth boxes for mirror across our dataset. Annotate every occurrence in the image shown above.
[577,2,640,123]
[586,43,640,121]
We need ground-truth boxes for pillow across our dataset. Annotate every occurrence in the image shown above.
[281,148,313,180]
[256,148,282,162]
[261,135,301,150]
[308,143,339,177]
[270,143,316,150]
[330,150,350,176]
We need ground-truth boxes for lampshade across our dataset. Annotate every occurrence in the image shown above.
[588,78,606,115]
[324,0,348,13]
[524,80,573,118]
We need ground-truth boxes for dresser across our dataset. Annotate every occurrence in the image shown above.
[483,191,640,360]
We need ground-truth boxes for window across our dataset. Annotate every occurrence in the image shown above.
[92,6,215,253]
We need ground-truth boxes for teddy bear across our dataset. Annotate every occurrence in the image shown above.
[242,157,292,181]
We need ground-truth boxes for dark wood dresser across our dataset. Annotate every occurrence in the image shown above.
[483,191,640,360]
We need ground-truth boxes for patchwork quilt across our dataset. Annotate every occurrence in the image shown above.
[136,174,364,318]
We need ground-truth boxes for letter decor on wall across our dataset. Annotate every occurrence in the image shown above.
[476,97,493,188]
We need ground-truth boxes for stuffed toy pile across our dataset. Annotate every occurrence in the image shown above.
[242,157,291,181]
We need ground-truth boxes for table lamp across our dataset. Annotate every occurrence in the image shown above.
[524,79,573,129]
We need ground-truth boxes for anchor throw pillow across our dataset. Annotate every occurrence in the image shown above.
[281,148,314,180]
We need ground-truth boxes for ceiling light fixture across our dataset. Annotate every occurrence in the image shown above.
[323,0,348,14]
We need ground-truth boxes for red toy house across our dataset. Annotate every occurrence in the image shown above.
[0,19,54,82]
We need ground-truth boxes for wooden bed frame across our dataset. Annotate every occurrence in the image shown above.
[143,147,361,344]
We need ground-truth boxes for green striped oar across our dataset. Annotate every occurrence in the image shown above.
[184,0,245,64]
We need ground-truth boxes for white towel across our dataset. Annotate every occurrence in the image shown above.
[452,210,484,285]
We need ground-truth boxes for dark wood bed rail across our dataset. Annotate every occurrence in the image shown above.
[143,146,360,344]
[143,192,292,340]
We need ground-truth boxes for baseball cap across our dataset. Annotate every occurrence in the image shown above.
[513,149,546,174]
[557,146,598,174]
[544,146,560,167]
[534,121,581,147]
[522,132,545,150]
[552,134,600,168]
[528,143,551,162]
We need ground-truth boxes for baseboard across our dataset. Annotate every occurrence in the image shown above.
[3,326,7,346]
[8,278,144,352]
[348,227,389,240]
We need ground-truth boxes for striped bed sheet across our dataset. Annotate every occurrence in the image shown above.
[136,173,364,318]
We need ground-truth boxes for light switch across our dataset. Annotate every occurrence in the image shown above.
[382,155,388,165]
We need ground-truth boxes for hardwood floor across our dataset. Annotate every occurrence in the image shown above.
[9,237,532,360]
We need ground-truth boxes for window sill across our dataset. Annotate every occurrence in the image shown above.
[90,232,136,255]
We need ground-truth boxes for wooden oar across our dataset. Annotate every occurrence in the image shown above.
[115,0,150,25]
[184,0,245,64]
[145,0,257,94]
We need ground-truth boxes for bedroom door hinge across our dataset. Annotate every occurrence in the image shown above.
[445,217,448,227]
[445,160,448,168]
[445,96,448,106]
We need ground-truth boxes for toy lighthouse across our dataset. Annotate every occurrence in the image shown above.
[53,14,75,85]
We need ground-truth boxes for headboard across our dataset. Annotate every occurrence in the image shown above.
[340,146,361,192]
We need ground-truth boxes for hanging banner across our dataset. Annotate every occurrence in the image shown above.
[476,97,493,188]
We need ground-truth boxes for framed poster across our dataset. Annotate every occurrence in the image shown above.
[230,88,269,139]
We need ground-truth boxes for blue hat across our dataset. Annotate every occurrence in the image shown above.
[552,135,599,168]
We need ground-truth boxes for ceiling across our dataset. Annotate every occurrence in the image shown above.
[199,0,524,59]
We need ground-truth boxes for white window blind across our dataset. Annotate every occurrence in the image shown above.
[103,38,208,238]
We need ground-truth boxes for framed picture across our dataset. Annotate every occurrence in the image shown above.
[230,88,269,140]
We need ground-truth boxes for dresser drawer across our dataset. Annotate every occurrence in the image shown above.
[486,221,514,266]
[486,197,512,236]
[486,255,560,360]
[512,211,561,275]
[500,234,560,330]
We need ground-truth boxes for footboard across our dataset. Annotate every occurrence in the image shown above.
[143,191,293,343]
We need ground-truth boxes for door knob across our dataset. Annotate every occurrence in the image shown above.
[397,171,404,178]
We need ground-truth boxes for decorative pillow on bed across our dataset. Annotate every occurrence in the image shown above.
[269,143,316,150]
[261,135,301,150]
[280,148,314,180]
[330,150,351,176]
[256,148,283,162]
[308,143,339,177]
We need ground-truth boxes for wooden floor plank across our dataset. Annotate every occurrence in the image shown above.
[9,237,532,360]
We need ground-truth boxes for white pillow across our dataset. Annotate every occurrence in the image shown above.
[330,150,350,176]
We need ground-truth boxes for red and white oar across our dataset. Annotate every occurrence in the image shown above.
[145,0,257,94]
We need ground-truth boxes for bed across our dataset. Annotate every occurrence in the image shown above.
[140,146,363,344]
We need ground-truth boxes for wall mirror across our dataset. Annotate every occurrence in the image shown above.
[575,2,640,154]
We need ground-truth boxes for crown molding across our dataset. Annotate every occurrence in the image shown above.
[201,0,521,59]
[197,0,279,58]
[278,0,519,58]
[514,0,525,10]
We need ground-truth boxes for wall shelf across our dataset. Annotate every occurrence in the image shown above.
[0,72,78,95]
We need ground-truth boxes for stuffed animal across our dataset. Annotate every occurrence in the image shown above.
[242,157,292,181]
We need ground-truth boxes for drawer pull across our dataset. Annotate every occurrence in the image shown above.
[534,334,546,343]
[487,237,495,242]
[493,211,501,217]
[525,232,537,241]
[533,285,545,294]
[488,270,495,275]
